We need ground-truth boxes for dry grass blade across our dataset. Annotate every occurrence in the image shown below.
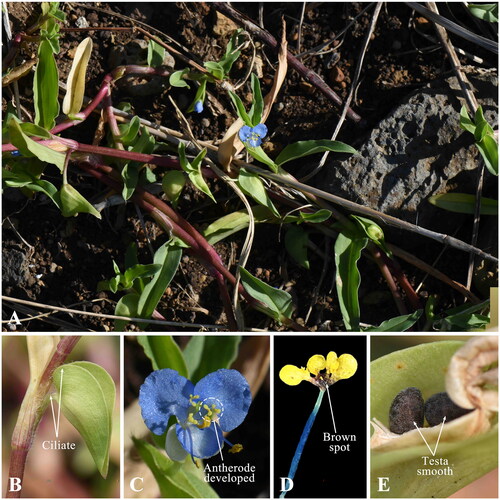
[407,2,498,53]
[2,296,225,330]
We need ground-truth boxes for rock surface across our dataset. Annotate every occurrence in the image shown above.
[317,67,498,231]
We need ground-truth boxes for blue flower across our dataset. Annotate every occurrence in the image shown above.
[194,101,204,113]
[139,368,251,460]
[239,123,268,147]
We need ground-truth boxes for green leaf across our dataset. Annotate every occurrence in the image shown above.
[468,3,498,22]
[239,266,293,324]
[474,120,489,143]
[364,310,423,331]
[285,225,310,269]
[334,231,368,331]
[56,183,102,219]
[477,133,498,176]
[52,361,115,478]
[114,293,139,331]
[428,193,498,215]
[178,147,215,202]
[2,166,60,208]
[249,73,264,127]
[459,106,476,133]
[459,106,498,176]
[474,106,491,129]
[119,115,141,145]
[169,69,190,89]
[123,264,162,289]
[122,126,156,200]
[204,61,225,80]
[228,91,252,126]
[8,118,66,170]
[185,336,241,383]
[137,240,182,319]
[137,336,188,376]
[275,140,357,166]
[26,179,61,207]
[46,2,65,23]
[33,40,60,130]
[190,148,207,172]
[62,37,93,117]
[435,300,491,331]
[202,205,274,245]
[188,170,216,202]
[219,29,243,74]
[245,146,279,172]
[147,40,166,67]
[238,168,280,217]
[219,49,240,76]
[371,340,497,498]
[132,437,219,498]
[19,122,52,139]
[298,209,332,224]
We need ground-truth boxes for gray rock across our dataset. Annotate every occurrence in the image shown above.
[3,246,29,286]
[317,67,497,230]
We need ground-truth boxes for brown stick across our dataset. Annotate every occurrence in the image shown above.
[211,2,364,124]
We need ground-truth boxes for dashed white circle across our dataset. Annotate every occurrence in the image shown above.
[196,397,224,423]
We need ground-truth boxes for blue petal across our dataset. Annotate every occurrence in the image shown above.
[253,123,268,138]
[165,425,188,461]
[139,369,194,435]
[239,125,252,142]
[176,422,224,459]
[194,369,251,432]
[194,101,203,113]
[248,137,262,147]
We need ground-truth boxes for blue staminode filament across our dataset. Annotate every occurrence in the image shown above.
[280,389,325,498]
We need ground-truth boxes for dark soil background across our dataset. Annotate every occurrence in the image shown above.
[2,2,497,331]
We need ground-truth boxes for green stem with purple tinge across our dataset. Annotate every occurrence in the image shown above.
[7,336,81,498]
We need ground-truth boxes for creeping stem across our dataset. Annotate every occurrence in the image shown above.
[280,389,325,498]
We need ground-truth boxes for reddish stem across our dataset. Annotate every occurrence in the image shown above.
[370,245,408,316]
[382,252,422,311]
[2,33,24,71]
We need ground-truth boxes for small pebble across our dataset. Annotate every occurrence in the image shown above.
[329,66,345,83]
[75,16,89,28]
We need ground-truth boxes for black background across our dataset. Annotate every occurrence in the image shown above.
[274,335,367,498]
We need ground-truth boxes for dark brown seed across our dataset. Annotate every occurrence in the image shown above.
[424,392,473,427]
[389,387,424,434]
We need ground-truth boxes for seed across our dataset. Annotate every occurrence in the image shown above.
[424,392,473,427]
[389,387,424,434]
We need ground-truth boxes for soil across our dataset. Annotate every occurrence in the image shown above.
[2,2,498,331]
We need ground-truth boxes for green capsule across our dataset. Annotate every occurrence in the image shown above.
[162,170,186,206]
